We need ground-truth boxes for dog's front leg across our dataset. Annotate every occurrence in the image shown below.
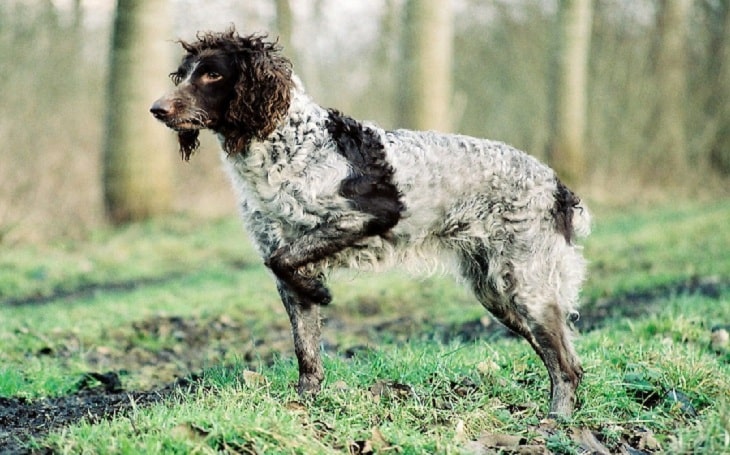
[276,280,324,396]
[265,221,369,305]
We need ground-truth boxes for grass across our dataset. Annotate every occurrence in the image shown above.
[1,200,729,453]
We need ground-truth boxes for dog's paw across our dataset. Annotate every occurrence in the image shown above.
[297,374,323,397]
[298,278,332,305]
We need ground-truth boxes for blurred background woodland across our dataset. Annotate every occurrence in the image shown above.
[1,0,729,244]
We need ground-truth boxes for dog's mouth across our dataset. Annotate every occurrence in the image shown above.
[170,121,202,132]
[157,117,203,131]
[167,117,218,132]
[151,100,213,132]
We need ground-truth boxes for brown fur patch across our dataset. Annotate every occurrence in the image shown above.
[177,29,294,156]
[552,179,581,243]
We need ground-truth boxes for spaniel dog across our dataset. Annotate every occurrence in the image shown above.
[151,28,590,418]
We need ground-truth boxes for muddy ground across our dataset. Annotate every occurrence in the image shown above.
[1,276,727,454]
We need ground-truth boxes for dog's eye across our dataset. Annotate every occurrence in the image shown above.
[202,71,223,83]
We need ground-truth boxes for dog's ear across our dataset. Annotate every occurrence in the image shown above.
[223,37,293,154]
[178,130,200,161]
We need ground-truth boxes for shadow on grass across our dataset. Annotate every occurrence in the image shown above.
[0,259,250,308]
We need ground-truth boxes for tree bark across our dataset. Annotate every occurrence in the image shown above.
[103,0,174,224]
[397,0,453,132]
[652,0,690,173]
[274,0,296,67]
[708,0,730,175]
[547,0,592,186]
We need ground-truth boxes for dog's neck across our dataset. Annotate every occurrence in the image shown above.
[254,79,330,145]
[218,78,327,159]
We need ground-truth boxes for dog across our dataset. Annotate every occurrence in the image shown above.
[150,28,590,418]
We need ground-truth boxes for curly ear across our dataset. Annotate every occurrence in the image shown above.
[178,130,200,161]
[223,38,293,154]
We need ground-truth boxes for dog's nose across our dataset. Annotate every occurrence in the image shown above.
[150,99,173,119]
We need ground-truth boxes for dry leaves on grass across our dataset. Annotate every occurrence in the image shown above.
[462,431,546,455]
[242,370,268,387]
[369,380,419,404]
[349,427,397,454]
[170,422,210,442]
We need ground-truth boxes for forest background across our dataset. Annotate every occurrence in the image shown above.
[1,0,729,244]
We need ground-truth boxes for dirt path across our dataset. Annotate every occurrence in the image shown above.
[1,276,727,453]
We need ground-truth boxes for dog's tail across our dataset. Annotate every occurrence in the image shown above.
[552,179,591,244]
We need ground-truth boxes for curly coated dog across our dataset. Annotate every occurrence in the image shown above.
[150,28,591,418]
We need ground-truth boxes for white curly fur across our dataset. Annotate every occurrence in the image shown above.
[223,80,590,316]
[220,78,590,417]
[152,31,590,417]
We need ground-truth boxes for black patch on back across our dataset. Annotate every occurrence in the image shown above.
[326,109,405,237]
[552,179,581,244]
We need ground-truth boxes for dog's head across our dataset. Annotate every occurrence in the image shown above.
[150,28,293,160]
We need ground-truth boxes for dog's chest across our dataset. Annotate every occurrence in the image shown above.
[221,139,352,233]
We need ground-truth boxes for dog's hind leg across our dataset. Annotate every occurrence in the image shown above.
[526,303,583,418]
[277,280,325,396]
[460,250,582,418]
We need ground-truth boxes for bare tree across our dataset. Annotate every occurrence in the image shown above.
[547,0,592,185]
[274,0,296,67]
[707,0,730,175]
[397,0,453,132]
[103,0,174,224]
[652,0,690,173]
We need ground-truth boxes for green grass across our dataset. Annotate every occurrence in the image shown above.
[2,200,730,453]
[584,200,730,299]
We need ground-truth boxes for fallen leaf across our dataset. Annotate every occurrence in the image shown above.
[454,419,467,443]
[635,428,661,451]
[711,328,729,351]
[242,370,268,387]
[285,400,307,413]
[311,419,335,438]
[570,427,611,455]
[476,431,526,447]
[461,441,489,455]
[217,314,236,327]
[332,380,349,391]
[476,360,501,376]
[95,346,113,356]
[369,380,417,403]
[370,426,389,450]
[170,422,209,441]
[348,427,393,454]
[463,431,545,455]
[349,439,373,454]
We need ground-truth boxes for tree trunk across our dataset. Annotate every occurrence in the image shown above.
[274,0,296,67]
[103,0,174,224]
[708,0,730,175]
[547,0,592,186]
[397,0,453,132]
[652,0,690,173]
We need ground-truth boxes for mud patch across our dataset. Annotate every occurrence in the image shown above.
[0,375,198,454]
[578,275,728,332]
[83,314,293,389]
